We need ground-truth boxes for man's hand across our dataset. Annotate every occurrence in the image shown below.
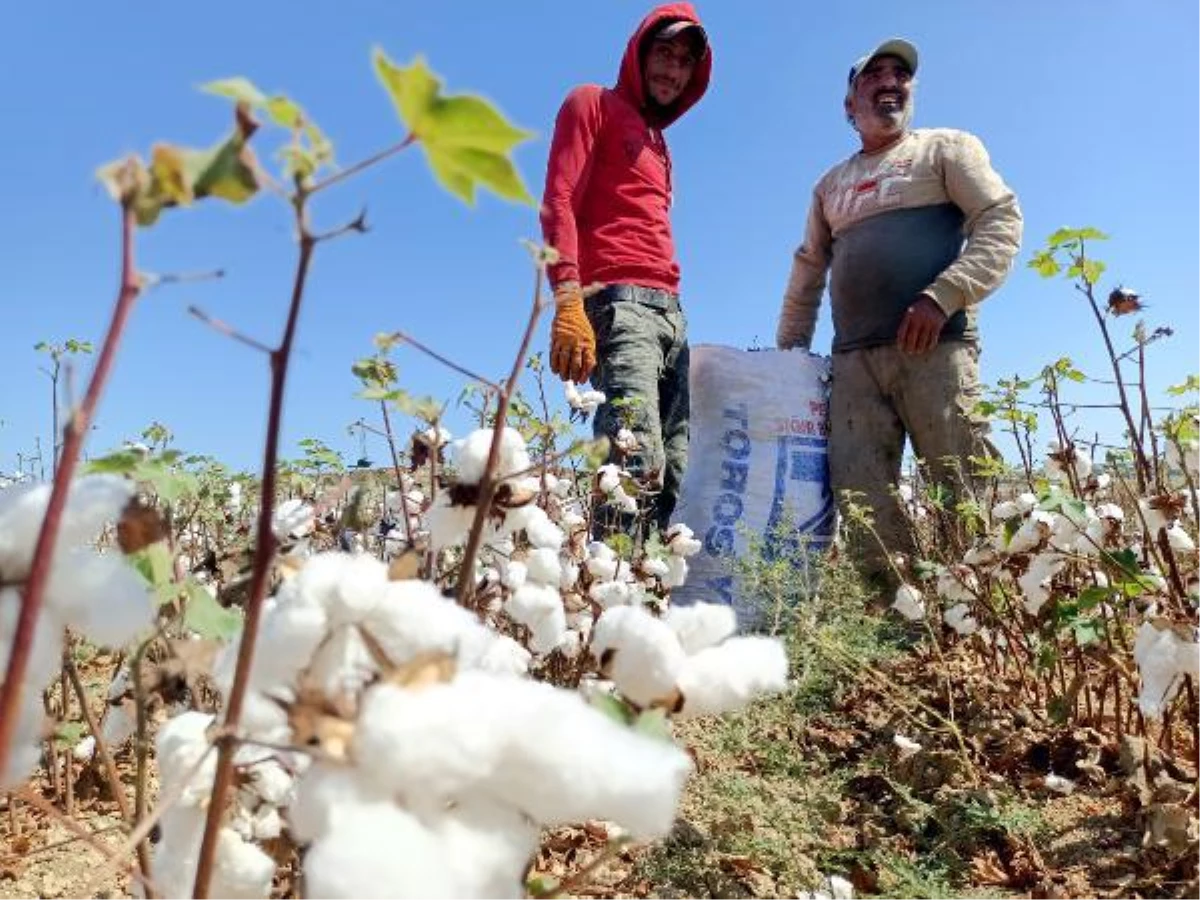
[896,294,948,355]
[549,282,596,383]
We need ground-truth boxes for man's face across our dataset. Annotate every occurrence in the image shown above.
[644,34,698,106]
[845,55,914,142]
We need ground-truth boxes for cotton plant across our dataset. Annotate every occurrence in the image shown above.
[588,601,789,719]
[0,475,158,788]
[564,380,606,416]
[187,547,696,898]
[1132,618,1200,718]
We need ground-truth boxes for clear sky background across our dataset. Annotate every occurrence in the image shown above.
[1,1,1196,478]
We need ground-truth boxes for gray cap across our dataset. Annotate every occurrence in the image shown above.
[847,38,918,86]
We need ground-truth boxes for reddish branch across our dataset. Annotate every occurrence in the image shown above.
[0,206,141,783]
[456,266,546,607]
[191,209,316,897]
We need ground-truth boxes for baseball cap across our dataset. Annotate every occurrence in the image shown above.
[653,19,709,57]
[847,38,918,86]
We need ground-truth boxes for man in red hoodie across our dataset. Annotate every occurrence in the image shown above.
[540,3,712,538]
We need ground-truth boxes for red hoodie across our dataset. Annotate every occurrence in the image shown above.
[539,3,712,294]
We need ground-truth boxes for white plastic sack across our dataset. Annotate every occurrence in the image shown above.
[670,346,834,626]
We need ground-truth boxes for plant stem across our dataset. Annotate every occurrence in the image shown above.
[308,134,416,195]
[378,400,414,549]
[0,205,141,781]
[456,266,546,607]
[191,195,317,898]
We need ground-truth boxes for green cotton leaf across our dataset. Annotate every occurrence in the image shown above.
[373,49,440,135]
[1165,375,1200,397]
[83,450,142,476]
[1068,259,1106,285]
[1071,618,1104,646]
[425,95,535,153]
[1077,586,1110,610]
[372,47,535,207]
[183,581,243,640]
[130,542,175,596]
[632,707,674,743]
[200,76,269,108]
[426,144,534,206]
[1028,250,1060,278]
[54,721,88,746]
[589,691,634,726]
[1046,226,1109,249]
[526,875,559,899]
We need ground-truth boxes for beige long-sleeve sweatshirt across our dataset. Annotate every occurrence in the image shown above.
[775,127,1023,353]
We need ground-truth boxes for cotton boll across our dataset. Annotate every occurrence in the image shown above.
[1,586,66,689]
[1049,507,1091,552]
[520,506,565,550]
[559,559,581,591]
[364,579,492,669]
[590,579,633,608]
[943,603,978,636]
[1134,620,1199,718]
[506,582,562,628]
[990,499,1022,521]
[273,497,315,541]
[212,827,276,898]
[586,554,621,582]
[426,495,477,551]
[891,584,925,621]
[45,551,155,649]
[454,428,531,487]
[500,559,527,590]
[638,557,670,582]
[242,758,294,806]
[1016,492,1038,513]
[595,464,623,495]
[1138,499,1170,535]
[1166,523,1196,553]
[251,806,282,841]
[935,566,976,604]
[525,547,563,585]
[214,599,327,698]
[664,603,737,654]
[429,799,539,899]
[527,602,569,655]
[2,706,45,790]
[962,544,997,566]
[590,606,686,707]
[662,555,689,589]
[157,711,217,805]
[324,553,388,627]
[472,634,532,676]
[1006,511,1055,554]
[674,636,789,718]
[151,805,208,897]
[287,763,379,844]
[665,524,702,558]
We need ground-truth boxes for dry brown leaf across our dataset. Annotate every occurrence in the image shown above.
[971,850,1010,885]
[117,498,168,553]
[387,549,422,581]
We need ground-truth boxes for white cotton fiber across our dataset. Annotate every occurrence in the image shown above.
[45,551,154,649]
[287,763,378,844]
[590,606,686,707]
[303,794,459,899]
[428,798,539,898]
[324,553,388,626]
[156,711,217,805]
[674,636,789,718]
[664,602,737,654]
[525,547,563,585]
[354,672,692,838]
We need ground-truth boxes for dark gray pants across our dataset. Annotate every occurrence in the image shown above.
[829,340,999,587]
[585,286,689,537]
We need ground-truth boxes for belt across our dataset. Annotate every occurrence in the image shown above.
[591,284,681,312]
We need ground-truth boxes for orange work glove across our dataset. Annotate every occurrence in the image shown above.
[549,282,596,384]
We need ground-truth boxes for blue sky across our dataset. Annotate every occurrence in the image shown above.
[1,1,1196,478]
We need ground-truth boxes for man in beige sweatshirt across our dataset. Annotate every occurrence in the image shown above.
[775,38,1023,593]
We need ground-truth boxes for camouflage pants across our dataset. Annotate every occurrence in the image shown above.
[585,286,690,538]
[829,339,999,588]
